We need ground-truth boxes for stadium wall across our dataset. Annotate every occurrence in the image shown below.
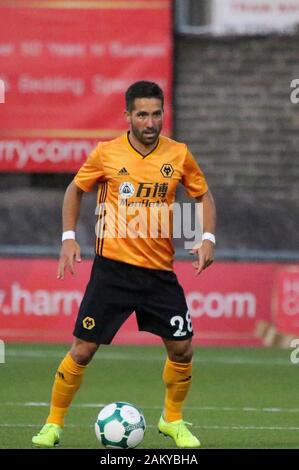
[174,33,299,253]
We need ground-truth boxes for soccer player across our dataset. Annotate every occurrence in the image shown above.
[32,81,216,449]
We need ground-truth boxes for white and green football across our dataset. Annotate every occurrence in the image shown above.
[95,401,146,449]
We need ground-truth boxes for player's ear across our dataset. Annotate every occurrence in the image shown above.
[124,110,131,124]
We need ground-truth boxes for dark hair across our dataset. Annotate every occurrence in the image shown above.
[125,81,164,112]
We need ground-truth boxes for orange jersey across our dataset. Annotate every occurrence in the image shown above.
[74,132,208,271]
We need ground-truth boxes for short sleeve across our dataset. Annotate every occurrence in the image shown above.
[74,143,105,192]
[182,148,208,198]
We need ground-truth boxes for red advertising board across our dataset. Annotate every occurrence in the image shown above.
[1,258,296,346]
[0,0,172,172]
[272,266,299,335]
[176,261,277,346]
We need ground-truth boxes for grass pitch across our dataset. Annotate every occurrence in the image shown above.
[0,343,298,449]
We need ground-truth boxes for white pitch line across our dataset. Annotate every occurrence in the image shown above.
[4,349,293,366]
[0,423,299,431]
[2,402,299,414]
[197,425,299,431]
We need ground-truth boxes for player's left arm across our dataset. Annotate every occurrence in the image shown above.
[191,190,216,275]
[181,148,216,274]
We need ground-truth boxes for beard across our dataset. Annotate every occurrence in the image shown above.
[131,125,161,146]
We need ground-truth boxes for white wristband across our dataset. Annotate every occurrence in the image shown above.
[202,232,216,244]
[62,230,76,242]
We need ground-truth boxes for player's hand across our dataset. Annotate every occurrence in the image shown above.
[57,240,82,280]
[189,240,214,276]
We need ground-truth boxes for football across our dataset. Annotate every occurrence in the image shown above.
[95,401,146,449]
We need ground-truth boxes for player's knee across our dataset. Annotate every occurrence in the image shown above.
[70,348,95,365]
[168,344,193,363]
[70,339,98,365]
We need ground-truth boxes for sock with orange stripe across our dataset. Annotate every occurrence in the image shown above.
[162,357,192,422]
[46,352,86,427]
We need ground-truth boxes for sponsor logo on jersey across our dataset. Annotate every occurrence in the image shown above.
[136,182,168,198]
[119,182,135,199]
[118,167,129,176]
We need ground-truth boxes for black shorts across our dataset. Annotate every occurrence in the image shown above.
[73,256,193,345]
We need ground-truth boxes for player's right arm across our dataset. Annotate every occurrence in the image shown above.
[57,181,84,280]
[57,142,105,279]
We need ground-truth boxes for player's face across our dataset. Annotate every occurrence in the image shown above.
[126,98,163,146]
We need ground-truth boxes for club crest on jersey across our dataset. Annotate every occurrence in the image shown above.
[160,164,174,178]
[119,181,135,199]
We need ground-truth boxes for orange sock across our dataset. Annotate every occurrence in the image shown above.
[46,352,86,427]
[162,357,192,422]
